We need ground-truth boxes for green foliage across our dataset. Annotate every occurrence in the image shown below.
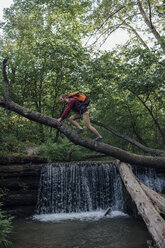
[89,0,165,53]
[0,210,12,248]
[38,137,89,162]
[0,0,165,157]
[0,190,13,248]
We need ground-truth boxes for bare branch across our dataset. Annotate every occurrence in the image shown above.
[96,5,125,33]
[85,5,125,47]
[91,120,165,156]
[120,17,149,49]
[137,0,165,54]
[136,94,165,144]
[147,0,153,29]
[2,57,10,101]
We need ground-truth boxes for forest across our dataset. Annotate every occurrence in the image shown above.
[0,0,165,162]
[0,0,165,247]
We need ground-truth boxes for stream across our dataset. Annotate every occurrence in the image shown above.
[10,162,164,248]
[11,211,151,248]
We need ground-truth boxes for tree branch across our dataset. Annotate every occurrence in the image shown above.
[1,96,165,168]
[1,58,165,169]
[147,0,153,29]
[85,5,125,46]
[91,120,165,156]
[136,94,165,144]
[137,0,165,54]
[120,17,149,49]
[96,5,125,33]
[3,57,10,101]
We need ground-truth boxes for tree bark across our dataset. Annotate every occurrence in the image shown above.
[91,120,165,156]
[1,58,165,169]
[1,97,165,169]
[116,161,165,248]
[137,0,165,54]
[3,57,10,101]
[140,182,165,215]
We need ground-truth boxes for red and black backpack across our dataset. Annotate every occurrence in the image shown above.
[68,91,90,115]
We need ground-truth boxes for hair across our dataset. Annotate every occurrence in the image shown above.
[60,94,68,99]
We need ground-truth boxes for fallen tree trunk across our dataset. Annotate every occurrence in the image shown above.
[116,161,165,248]
[1,58,165,169]
[140,182,165,215]
[1,97,165,169]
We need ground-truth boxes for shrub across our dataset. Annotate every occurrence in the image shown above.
[0,190,13,248]
[38,137,89,162]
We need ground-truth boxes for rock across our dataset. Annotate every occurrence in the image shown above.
[0,163,42,217]
[25,146,39,156]
[0,155,48,165]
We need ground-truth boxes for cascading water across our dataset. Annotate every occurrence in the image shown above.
[36,162,165,216]
[134,167,165,192]
[36,162,124,214]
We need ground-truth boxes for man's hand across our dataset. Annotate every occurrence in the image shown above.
[56,118,62,123]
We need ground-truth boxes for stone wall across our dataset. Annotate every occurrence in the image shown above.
[1,161,165,219]
[0,163,43,217]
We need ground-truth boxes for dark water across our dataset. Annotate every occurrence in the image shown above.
[11,163,160,248]
[11,214,151,248]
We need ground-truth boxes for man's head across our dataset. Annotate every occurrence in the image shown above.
[60,94,68,103]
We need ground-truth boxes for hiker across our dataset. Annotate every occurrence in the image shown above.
[57,93,103,141]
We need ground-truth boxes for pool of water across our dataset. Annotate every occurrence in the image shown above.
[11,211,151,248]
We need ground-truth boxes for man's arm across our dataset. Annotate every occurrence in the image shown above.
[57,117,62,122]
[57,99,74,122]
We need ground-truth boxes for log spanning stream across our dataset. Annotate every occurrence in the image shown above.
[10,162,165,248]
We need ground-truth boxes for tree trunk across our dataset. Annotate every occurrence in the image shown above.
[1,58,165,169]
[137,0,165,54]
[1,96,165,169]
[140,182,165,215]
[116,161,165,248]
[3,57,10,101]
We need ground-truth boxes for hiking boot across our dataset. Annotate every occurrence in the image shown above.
[77,128,84,134]
[93,137,103,142]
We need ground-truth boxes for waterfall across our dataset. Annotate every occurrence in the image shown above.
[36,162,124,214]
[134,167,165,192]
[36,162,165,215]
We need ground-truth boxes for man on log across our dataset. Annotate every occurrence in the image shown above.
[57,92,103,142]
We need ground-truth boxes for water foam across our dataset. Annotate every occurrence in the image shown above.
[33,210,128,222]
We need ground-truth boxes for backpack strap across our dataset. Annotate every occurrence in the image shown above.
[68,92,90,115]
[68,91,80,98]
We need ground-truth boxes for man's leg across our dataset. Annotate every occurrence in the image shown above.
[82,112,102,138]
[69,114,83,129]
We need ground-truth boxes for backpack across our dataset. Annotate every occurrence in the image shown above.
[68,91,90,115]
